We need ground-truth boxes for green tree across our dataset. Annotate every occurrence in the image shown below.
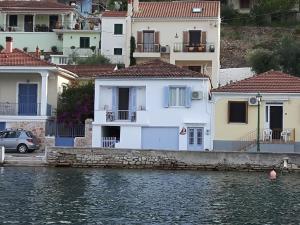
[107,0,127,10]
[130,36,136,66]
[56,82,94,125]
[77,54,111,65]
[247,48,280,73]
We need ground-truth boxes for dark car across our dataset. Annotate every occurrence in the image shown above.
[0,129,39,153]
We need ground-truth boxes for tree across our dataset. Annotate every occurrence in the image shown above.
[247,49,280,73]
[130,36,136,66]
[107,0,127,10]
[77,54,111,65]
[56,82,94,125]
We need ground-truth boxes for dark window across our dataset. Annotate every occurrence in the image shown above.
[49,15,59,31]
[114,24,123,35]
[188,66,202,73]
[9,15,18,27]
[114,48,122,55]
[189,30,201,46]
[80,37,90,48]
[240,0,250,9]
[228,101,247,123]
[4,131,19,138]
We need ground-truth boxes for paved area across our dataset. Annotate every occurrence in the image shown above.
[4,152,47,166]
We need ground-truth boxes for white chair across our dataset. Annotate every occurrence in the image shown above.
[263,129,272,142]
[281,129,291,142]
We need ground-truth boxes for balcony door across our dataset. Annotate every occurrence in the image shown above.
[24,15,33,32]
[49,15,59,31]
[18,84,38,115]
[143,31,155,52]
[265,104,283,140]
[189,30,201,46]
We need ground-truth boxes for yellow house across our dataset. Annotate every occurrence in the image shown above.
[212,70,300,153]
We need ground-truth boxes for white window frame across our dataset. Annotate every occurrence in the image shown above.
[169,86,186,107]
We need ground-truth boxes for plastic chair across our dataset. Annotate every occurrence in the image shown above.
[263,129,272,142]
[281,129,291,142]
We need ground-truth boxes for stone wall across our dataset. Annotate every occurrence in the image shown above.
[46,148,300,172]
[74,119,93,148]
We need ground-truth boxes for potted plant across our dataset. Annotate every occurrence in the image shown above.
[51,46,58,53]
[90,46,96,52]
[209,44,215,52]
[23,47,28,52]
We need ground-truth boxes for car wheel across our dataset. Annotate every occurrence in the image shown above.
[17,144,28,153]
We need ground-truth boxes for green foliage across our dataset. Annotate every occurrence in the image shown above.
[247,48,280,73]
[0,45,3,52]
[56,82,94,125]
[130,36,136,66]
[51,46,58,53]
[107,0,127,10]
[77,54,111,65]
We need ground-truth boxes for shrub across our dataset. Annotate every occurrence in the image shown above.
[247,48,280,73]
[23,47,28,52]
[77,54,111,65]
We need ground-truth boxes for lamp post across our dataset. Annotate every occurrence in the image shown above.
[256,92,262,152]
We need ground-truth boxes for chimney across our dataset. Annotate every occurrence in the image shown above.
[35,46,40,58]
[128,0,139,15]
[5,36,13,53]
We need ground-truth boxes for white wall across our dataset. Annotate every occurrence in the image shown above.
[101,17,129,64]
[219,67,255,86]
[93,78,213,150]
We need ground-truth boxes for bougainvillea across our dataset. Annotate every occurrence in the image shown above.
[56,81,94,125]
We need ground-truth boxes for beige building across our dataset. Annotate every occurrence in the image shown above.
[130,0,221,87]
[212,70,300,153]
[0,36,77,147]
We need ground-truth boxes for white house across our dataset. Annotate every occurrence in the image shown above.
[0,36,77,147]
[92,60,213,151]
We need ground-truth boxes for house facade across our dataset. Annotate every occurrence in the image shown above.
[92,60,213,151]
[0,36,77,147]
[212,70,300,153]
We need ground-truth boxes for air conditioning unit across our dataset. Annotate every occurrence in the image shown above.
[192,91,203,100]
[160,45,170,53]
[248,97,258,105]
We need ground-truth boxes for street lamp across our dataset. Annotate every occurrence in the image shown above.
[256,92,262,152]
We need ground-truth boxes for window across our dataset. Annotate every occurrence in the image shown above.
[169,87,187,107]
[80,37,90,48]
[114,24,123,35]
[189,30,201,46]
[188,66,202,73]
[3,131,20,138]
[114,48,122,55]
[9,15,18,27]
[240,0,250,9]
[228,101,248,123]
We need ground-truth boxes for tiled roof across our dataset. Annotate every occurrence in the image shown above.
[97,60,209,78]
[0,49,54,66]
[133,1,219,18]
[102,11,127,17]
[0,1,73,11]
[213,71,300,93]
[60,65,116,78]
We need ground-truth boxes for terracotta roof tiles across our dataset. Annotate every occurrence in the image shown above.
[0,1,73,11]
[60,64,116,78]
[102,11,127,17]
[97,60,209,79]
[213,71,300,93]
[133,1,219,18]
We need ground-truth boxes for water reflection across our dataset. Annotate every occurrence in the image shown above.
[0,167,299,224]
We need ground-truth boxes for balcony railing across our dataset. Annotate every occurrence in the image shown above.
[136,43,160,53]
[106,110,136,122]
[0,102,52,116]
[173,42,215,53]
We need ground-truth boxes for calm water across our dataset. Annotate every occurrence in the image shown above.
[0,167,299,225]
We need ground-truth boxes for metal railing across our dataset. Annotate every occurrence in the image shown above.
[106,110,136,122]
[45,121,85,137]
[136,43,160,53]
[173,42,215,53]
[0,102,52,116]
[102,137,118,148]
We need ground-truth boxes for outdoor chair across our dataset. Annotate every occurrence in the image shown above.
[281,129,291,142]
[263,129,272,142]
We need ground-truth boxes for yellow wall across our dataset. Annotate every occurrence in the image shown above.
[214,96,300,142]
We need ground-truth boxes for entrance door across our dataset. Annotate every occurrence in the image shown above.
[188,127,204,151]
[24,15,33,32]
[269,106,283,139]
[18,84,38,115]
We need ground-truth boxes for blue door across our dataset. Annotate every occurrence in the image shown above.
[142,127,179,150]
[188,127,204,151]
[0,122,5,131]
[18,84,38,115]
[55,137,74,147]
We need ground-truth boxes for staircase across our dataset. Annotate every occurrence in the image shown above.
[237,129,258,152]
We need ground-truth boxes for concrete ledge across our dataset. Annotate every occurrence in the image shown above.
[46,147,300,172]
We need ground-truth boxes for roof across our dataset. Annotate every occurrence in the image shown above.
[60,64,116,78]
[213,71,300,93]
[96,60,209,79]
[102,11,127,17]
[133,1,219,18]
[0,49,54,67]
[0,1,74,11]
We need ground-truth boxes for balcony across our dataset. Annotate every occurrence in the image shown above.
[106,110,136,122]
[173,42,215,53]
[133,43,161,58]
[0,103,52,117]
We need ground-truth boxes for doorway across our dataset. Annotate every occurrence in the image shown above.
[266,105,283,140]
[49,15,59,31]
[187,127,204,151]
[24,15,33,32]
[143,31,155,52]
[18,84,38,115]
[118,88,129,120]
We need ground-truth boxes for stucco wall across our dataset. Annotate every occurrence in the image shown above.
[46,147,300,171]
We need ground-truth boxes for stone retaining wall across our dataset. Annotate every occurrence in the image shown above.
[46,148,300,171]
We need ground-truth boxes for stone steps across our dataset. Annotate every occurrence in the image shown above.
[3,154,47,166]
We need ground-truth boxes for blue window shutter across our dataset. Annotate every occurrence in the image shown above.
[163,86,169,108]
[185,87,192,108]
[112,87,118,116]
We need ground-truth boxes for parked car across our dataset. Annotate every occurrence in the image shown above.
[0,129,39,153]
